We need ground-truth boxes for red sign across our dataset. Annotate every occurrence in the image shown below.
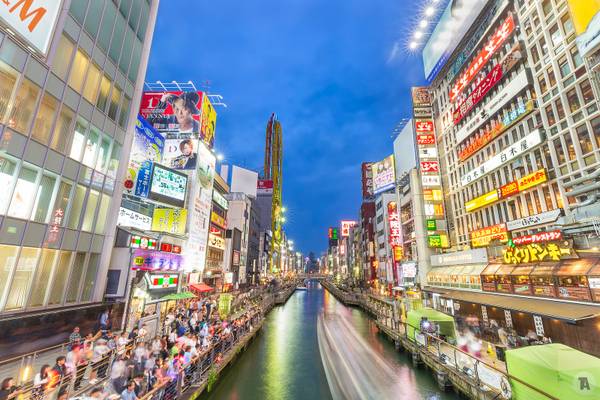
[420,161,439,173]
[512,230,563,246]
[341,220,357,237]
[415,120,434,133]
[172,245,182,254]
[257,179,273,190]
[387,202,402,262]
[500,181,519,198]
[453,63,504,125]
[361,162,374,199]
[417,134,436,145]
[450,14,516,103]
[160,243,173,253]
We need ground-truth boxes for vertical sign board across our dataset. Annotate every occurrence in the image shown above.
[411,87,449,248]
[184,141,216,277]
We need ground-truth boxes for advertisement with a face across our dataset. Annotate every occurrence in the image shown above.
[140,91,203,135]
[149,164,188,207]
[163,138,199,170]
[371,155,396,195]
[567,0,600,57]
[0,0,64,55]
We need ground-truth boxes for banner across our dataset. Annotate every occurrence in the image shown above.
[131,115,164,164]
[140,91,203,136]
[371,155,396,195]
[152,208,187,235]
[162,138,199,170]
[567,0,600,56]
[200,95,217,149]
[184,141,216,273]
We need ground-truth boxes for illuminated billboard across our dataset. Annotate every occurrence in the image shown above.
[567,0,600,56]
[471,223,509,247]
[131,115,164,164]
[140,91,215,149]
[149,164,188,207]
[387,202,402,262]
[151,208,187,235]
[361,162,374,199]
[422,0,488,82]
[371,155,396,195]
[0,0,63,54]
[341,221,357,237]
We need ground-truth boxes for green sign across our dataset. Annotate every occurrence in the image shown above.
[428,235,442,248]
[426,219,437,231]
[218,293,233,318]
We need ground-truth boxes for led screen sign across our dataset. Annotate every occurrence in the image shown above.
[461,130,543,187]
[471,223,509,247]
[149,164,188,207]
[371,155,396,195]
[450,14,516,103]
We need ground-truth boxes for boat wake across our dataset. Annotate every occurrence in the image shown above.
[317,306,442,400]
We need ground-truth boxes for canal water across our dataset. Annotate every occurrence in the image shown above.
[203,281,459,400]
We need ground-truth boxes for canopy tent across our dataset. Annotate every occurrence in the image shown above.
[506,343,600,399]
[160,291,197,301]
[189,283,215,294]
[406,307,456,342]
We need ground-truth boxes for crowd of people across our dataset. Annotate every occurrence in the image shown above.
[0,295,264,400]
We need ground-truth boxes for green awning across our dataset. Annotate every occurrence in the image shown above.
[506,344,600,399]
[406,307,456,341]
[160,291,197,301]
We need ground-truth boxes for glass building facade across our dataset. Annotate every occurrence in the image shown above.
[0,0,158,321]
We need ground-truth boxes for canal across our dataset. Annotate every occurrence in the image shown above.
[203,281,460,400]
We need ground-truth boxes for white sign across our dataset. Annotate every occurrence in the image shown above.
[117,207,152,231]
[212,190,228,210]
[0,0,63,55]
[430,248,488,266]
[401,262,417,279]
[461,129,543,186]
[533,315,545,336]
[418,147,438,159]
[506,209,561,231]
[208,233,225,250]
[456,69,530,144]
[421,175,441,187]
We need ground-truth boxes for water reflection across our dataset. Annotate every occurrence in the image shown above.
[203,282,456,400]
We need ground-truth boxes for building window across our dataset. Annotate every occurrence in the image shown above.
[567,88,581,112]
[555,98,565,120]
[108,85,122,120]
[580,79,594,104]
[7,166,38,220]
[96,136,112,173]
[571,47,583,69]
[4,247,41,311]
[8,79,40,134]
[107,142,121,179]
[576,124,594,154]
[82,126,100,168]
[47,251,72,305]
[538,75,548,94]
[81,253,99,301]
[69,118,88,161]
[542,0,552,16]
[553,138,566,164]
[549,24,562,47]
[0,60,18,123]
[66,184,87,230]
[65,252,86,303]
[119,95,131,128]
[0,156,18,215]
[28,249,59,307]
[564,133,576,160]
[0,245,19,309]
[559,56,571,78]
[68,48,90,93]
[32,92,59,145]
[94,194,111,234]
[81,189,99,232]
[545,104,556,126]
[83,63,102,104]
[97,75,111,112]
[32,174,57,223]
[50,104,75,153]
[53,35,75,81]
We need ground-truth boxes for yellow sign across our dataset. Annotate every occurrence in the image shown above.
[393,246,403,262]
[152,208,187,235]
[465,190,499,212]
[567,0,600,56]
[503,242,573,264]
[471,223,509,247]
[201,95,217,149]
[424,189,443,201]
[211,211,227,228]
[517,169,547,192]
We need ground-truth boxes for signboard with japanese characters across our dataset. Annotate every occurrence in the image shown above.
[341,220,357,237]
[471,223,509,248]
[506,209,562,231]
[118,207,153,231]
[461,130,544,186]
[502,241,573,264]
[512,230,562,246]
[387,202,402,262]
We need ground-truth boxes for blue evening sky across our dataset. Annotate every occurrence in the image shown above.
[146,0,427,255]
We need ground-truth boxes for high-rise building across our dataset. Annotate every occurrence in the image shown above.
[0,0,158,355]
[419,0,600,356]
